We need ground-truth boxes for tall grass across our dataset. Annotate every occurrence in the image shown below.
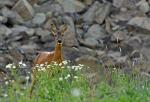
[0,61,150,102]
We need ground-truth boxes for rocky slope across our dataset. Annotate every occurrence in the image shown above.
[0,0,150,76]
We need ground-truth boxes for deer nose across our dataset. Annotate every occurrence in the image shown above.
[58,40,62,43]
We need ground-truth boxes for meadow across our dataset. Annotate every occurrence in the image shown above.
[0,61,150,102]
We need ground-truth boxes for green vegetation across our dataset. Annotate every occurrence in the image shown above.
[0,61,150,102]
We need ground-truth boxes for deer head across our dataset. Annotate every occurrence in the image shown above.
[50,24,67,45]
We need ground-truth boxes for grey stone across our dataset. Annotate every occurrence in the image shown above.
[63,47,81,62]
[63,16,78,47]
[107,51,127,65]
[136,0,149,13]
[56,0,86,13]
[128,17,150,33]
[12,0,35,21]
[83,0,94,6]
[35,28,51,42]
[20,43,39,53]
[0,0,16,8]
[85,24,106,39]
[32,13,46,25]
[83,1,111,24]
[0,16,7,23]
[2,7,16,18]
[75,55,101,85]
[113,0,124,8]
[125,36,142,50]
[11,26,29,35]
[28,0,39,5]
[79,47,97,57]
[0,25,12,36]
[111,30,127,42]
[26,28,35,36]
[84,38,99,47]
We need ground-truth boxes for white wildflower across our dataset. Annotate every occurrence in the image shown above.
[71,66,76,70]
[79,64,84,67]
[74,67,79,71]
[6,64,13,69]
[11,80,15,83]
[40,64,44,67]
[142,86,145,88]
[12,65,16,69]
[3,94,8,97]
[20,93,24,96]
[19,61,27,67]
[71,88,81,97]
[59,77,63,81]
[65,74,71,79]
[53,62,58,66]
[62,60,68,65]
[64,76,68,79]
[59,63,62,66]
[25,76,30,80]
[5,81,9,85]
[45,62,48,65]
[74,76,78,79]
[67,74,70,77]
[61,66,65,69]
[67,66,71,69]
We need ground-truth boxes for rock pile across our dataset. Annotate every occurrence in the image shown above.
[0,0,150,76]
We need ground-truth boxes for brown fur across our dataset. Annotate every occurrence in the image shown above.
[29,43,63,98]
[29,24,67,98]
[33,43,63,65]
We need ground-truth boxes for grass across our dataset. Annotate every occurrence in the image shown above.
[0,61,150,102]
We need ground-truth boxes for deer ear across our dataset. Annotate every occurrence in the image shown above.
[50,24,57,36]
[61,25,67,36]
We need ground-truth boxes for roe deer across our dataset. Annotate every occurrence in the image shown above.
[29,24,67,98]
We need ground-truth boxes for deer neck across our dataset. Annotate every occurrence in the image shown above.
[53,43,63,63]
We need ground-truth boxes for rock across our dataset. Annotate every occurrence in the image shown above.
[136,0,150,13]
[84,38,99,48]
[8,48,24,63]
[12,0,35,21]
[0,25,12,36]
[28,0,39,5]
[111,30,127,42]
[0,16,7,23]
[2,7,16,18]
[125,36,142,50]
[11,26,29,35]
[113,0,124,8]
[83,1,111,24]
[83,0,94,6]
[141,47,150,60]
[75,55,101,86]
[56,0,86,13]
[96,50,106,58]
[63,16,78,47]
[63,47,81,62]
[85,24,106,39]
[114,0,138,9]
[0,0,16,8]
[75,55,99,70]
[34,1,62,15]
[78,47,97,57]
[32,13,46,26]
[20,43,39,53]
[107,51,127,65]
[128,17,150,33]
[35,28,52,42]
[0,56,8,66]
[26,28,35,36]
